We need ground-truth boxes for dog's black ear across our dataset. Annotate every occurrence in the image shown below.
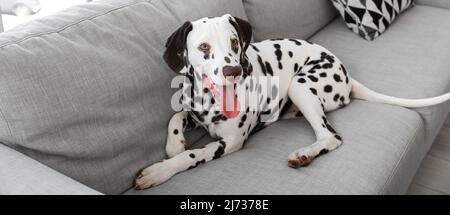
[229,16,252,53]
[163,22,193,73]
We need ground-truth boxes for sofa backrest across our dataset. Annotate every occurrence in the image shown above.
[243,0,338,41]
[0,0,247,194]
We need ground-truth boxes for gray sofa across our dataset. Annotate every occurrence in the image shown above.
[0,0,449,195]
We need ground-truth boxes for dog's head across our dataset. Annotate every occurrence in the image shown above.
[164,14,252,118]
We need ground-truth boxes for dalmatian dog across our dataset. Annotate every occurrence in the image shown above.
[133,14,450,189]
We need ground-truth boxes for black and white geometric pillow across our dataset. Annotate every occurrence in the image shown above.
[331,0,414,40]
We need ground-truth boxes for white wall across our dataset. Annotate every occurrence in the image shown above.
[0,15,3,32]
[0,11,3,32]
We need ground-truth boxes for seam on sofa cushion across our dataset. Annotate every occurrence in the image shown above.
[0,0,146,49]
[0,107,14,143]
[379,111,424,194]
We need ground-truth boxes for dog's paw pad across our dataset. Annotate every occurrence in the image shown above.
[288,153,314,168]
[133,162,174,190]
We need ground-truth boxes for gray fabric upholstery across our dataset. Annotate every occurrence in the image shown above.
[242,0,337,42]
[416,0,450,9]
[310,5,450,146]
[0,0,247,194]
[0,143,102,195]
[126,101,424,194]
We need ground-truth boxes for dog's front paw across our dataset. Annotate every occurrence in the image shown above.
[133,161,175,190]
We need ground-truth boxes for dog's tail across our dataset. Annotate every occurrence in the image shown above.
[350,78,450,108]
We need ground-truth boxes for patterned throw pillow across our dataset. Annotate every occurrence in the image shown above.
[331,0,414,40]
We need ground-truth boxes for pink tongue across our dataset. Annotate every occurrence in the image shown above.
[217,85,240,119]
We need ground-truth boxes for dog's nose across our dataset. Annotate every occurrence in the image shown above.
[222,66,242,78]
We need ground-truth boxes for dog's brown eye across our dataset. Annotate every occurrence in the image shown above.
[198,43,211,52]
[231,38,239,47]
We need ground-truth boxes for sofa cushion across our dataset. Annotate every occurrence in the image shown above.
[330,0,413,40]
[0,0,246,194]
[310,5,450,146]
[242,0,337,41]
[415,0,450,9]
[126,101,424,194]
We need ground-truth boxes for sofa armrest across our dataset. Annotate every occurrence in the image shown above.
[0,143,102,195]
[415,0,450,10]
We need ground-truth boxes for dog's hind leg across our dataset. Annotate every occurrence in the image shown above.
[134,137,243,189]
[286,78,343,168]
[166,112,198,158]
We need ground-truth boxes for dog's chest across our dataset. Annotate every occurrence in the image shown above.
[189,80,288,139]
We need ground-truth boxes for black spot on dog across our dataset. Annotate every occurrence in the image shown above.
[303,56,310,65]
[228,53,232,57]
[310,88,317,95]
[213,141,226,160]
[188,159,206,169]
[250,44,260,52]
[239,122,244,128]
[298,73,306,76]
[203,54,210,60]
[322,63,333,69]
[316,149,329,158]
[334,134,342,141]
[294,63,299,73]
[265,62,274,76]
[340,64,349,83]
[267,97,271,104]
[257,55,267,76]
[288,51,293,58]
[308,75,318,82]
[203,88,209,93]
[189,153,195,158]
[288,39,302,46]
[306,59,321,66]
[333,74,342,82]
[273,44,283,69]
[333,93,340,102]
[320,72,327,77]
[326,124,336,134]
[202,20,206,23]
[173,129,179,135]
[241,114,247,122]
[298,78,306,83]
[307,64,321,73]
[211,114,225,124]
[214,68,219,75]
[224,56,231,63]
[322,116,328,124]
[211,97,215,104]
[324,85,333,93]
[211,54,214,59]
